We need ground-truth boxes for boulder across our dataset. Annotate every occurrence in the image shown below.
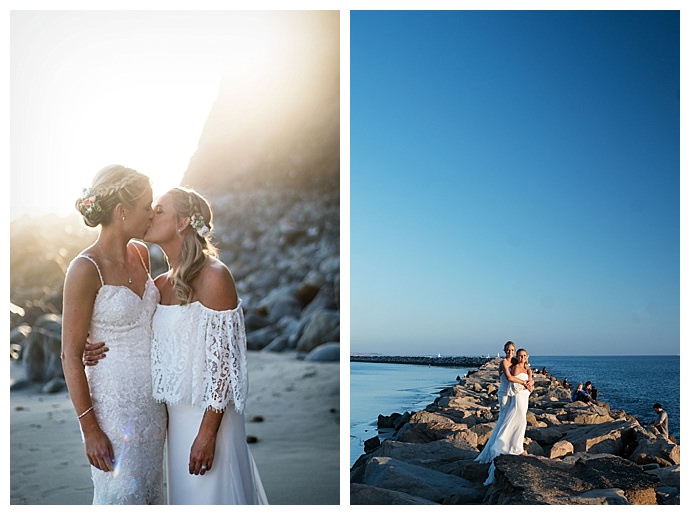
[360,456,482,504]
[550,439,574,459]
[628,434,681,467]
[304,342,340,362]
[487,454,659,505]
[350,483,437,505]
[373,439,479,476]
[296,310,339,353]
[559,419,638,455]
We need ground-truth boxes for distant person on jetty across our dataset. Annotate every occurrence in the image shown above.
[584,381,599,400]
[562,377,571,390]
[650,403,669,437]
[570,383,593,404]
[61,165,168,504]
[475,348,533,485]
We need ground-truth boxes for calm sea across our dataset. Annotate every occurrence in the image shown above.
[350,355,679,466]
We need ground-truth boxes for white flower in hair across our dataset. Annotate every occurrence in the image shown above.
[190,212,211,238]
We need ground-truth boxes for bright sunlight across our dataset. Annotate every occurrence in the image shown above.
[10,11,303,220]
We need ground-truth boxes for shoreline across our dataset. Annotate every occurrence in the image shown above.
[10,351,340,505]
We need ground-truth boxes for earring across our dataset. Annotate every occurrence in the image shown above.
[122,216,126,221]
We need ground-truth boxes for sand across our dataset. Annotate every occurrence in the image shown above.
[9,350,341,505]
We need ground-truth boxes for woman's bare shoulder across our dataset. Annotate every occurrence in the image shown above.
[64,253,102,298]
[197,257,238,310]
[67,252,99,280]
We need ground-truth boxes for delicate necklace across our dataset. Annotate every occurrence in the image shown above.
[97,242,132,284]
[121,249,133,284]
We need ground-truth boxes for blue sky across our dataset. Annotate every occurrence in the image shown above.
[350,10,680,357]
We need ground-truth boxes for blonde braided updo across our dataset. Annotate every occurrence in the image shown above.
[167,187,219,304]
[76,165,151,227]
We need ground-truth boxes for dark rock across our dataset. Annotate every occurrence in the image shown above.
[304,342,339,362]
[360,456,481,504]
[243,312,271,332]
[262,335,290,353]
[364,436,381,454]
[296,310,339,353]
[301,284,338,319]
[350,483,437,505]
[245,326,278,351]
[41,377,66,394]
[487,454,658,505]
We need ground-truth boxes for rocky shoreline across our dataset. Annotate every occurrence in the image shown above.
[350,358,680,505]
[351,355,491,368]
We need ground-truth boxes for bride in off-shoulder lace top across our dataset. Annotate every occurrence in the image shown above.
[151,300,268,505]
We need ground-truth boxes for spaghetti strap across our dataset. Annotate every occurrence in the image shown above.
[130,242,149,274]
[76,255,105,286]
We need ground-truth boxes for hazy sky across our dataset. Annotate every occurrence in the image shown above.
[10,10,325,220]
[350,10,680,357]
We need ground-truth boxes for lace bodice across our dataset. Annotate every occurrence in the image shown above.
[77,253,167,504]
[151,300,248,414]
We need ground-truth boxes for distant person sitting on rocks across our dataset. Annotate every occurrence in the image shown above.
[650,403,669,437]
[570,383,593,404]
[562,377,571,390]
[541,367,547,375]
[584,381,598,400]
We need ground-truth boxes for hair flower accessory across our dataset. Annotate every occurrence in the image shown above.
[79,189,102,216]
[190,212,211,238]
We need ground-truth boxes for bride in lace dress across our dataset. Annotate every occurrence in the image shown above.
[475,348,533,485]
[145,187,268,505]
[62,165,167,504]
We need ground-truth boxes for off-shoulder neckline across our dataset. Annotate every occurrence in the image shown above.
[157,299,242,314]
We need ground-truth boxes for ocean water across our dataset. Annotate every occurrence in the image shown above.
[350,355,679,466]
[350,361,473,466]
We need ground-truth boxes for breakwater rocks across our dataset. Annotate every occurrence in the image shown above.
[351,355,491,368]
[350,358,680,505]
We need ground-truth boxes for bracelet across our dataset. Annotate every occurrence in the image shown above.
[78,406,94,419]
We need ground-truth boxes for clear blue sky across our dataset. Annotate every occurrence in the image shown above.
[350,10,680,357]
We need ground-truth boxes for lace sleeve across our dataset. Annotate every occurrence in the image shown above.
[198,301,248,414]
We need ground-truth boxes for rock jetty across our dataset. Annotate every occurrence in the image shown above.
[351,355,491,368]
[350,358,680,505]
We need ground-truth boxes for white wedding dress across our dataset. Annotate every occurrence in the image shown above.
[151,300,268,505]
[80,255,167,504]
[495,366,514,412]
[475,371,530,485]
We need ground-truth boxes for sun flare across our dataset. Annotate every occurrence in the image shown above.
[11,11,313,220]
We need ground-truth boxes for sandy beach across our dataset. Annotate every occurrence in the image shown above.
[9,350,340,505]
